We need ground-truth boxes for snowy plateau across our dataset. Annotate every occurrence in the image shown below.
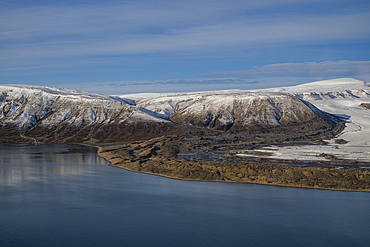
[253,78,370,162]
[0,78,369,163]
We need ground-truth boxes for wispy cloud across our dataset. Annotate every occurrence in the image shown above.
[73,60,370,94]
[1,0,369,68]
[1,0,370,90]
[71,78,260,95]
[200,60,370,79]
[92,78,258,87]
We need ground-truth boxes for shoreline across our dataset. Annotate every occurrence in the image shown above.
[2,139,369,192]
[98,150,370,192]
[96,136,370,192]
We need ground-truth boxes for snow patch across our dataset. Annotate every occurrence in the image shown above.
[18,109,28,127]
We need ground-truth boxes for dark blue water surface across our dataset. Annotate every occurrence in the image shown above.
[0,144,369,247]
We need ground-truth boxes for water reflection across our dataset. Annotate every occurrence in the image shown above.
[0,144,108,185]
[1,144,370,247]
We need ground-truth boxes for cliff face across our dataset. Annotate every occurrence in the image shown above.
[137,92,339,131]
[0,85,341,144]
[168,93,330,131]
[0,85,179,144]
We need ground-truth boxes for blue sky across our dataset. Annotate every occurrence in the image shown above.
[1,0,370,94]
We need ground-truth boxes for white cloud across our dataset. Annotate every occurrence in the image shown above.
[1,0,369,69]
[200,60,370,79]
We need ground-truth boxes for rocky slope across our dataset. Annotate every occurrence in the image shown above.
[0,84,343,144]
[0,85,181,144]
[136,92,338,131]
[2,81,368,191]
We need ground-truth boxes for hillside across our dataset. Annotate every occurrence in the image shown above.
[0,84,342,144]
[260,78,370,100]
[1,79,370,191]
[0,85,181,143]
[250,78,370,162]
[136,92,338,131]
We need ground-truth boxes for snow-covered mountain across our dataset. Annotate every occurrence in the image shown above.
[259,78,370,100]
[1,78,364,144]
[0,85,169,128]
[240,78,370,161]
[136,92,335,131]
[0,85,173,143]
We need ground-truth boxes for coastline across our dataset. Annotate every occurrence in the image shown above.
[4,139,368,192]
[96,136,370,192]
[2,79,369,192]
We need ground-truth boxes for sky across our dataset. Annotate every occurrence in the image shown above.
[1,0,370,94]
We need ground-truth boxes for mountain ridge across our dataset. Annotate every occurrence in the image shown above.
[2,79,369,192]
[0,79,356,144]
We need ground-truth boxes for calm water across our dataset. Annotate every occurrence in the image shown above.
[0,144,369,247]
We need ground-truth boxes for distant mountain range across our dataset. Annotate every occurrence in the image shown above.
[0,78,368,144]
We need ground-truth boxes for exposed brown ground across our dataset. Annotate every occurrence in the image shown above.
[3,109,368,192]
[98,135,370,192]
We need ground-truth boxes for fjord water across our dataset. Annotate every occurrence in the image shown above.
[0,145,369,247]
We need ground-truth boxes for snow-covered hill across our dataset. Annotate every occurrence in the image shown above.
[245,78,370,161]
[136,92,335,131]
[0,85,168,128]
[1,83,340,135]
[259,78,370,100]
[116,78,370,102]
[0,78,366,149]
[115,78,370,161]
[0,85,172,143]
